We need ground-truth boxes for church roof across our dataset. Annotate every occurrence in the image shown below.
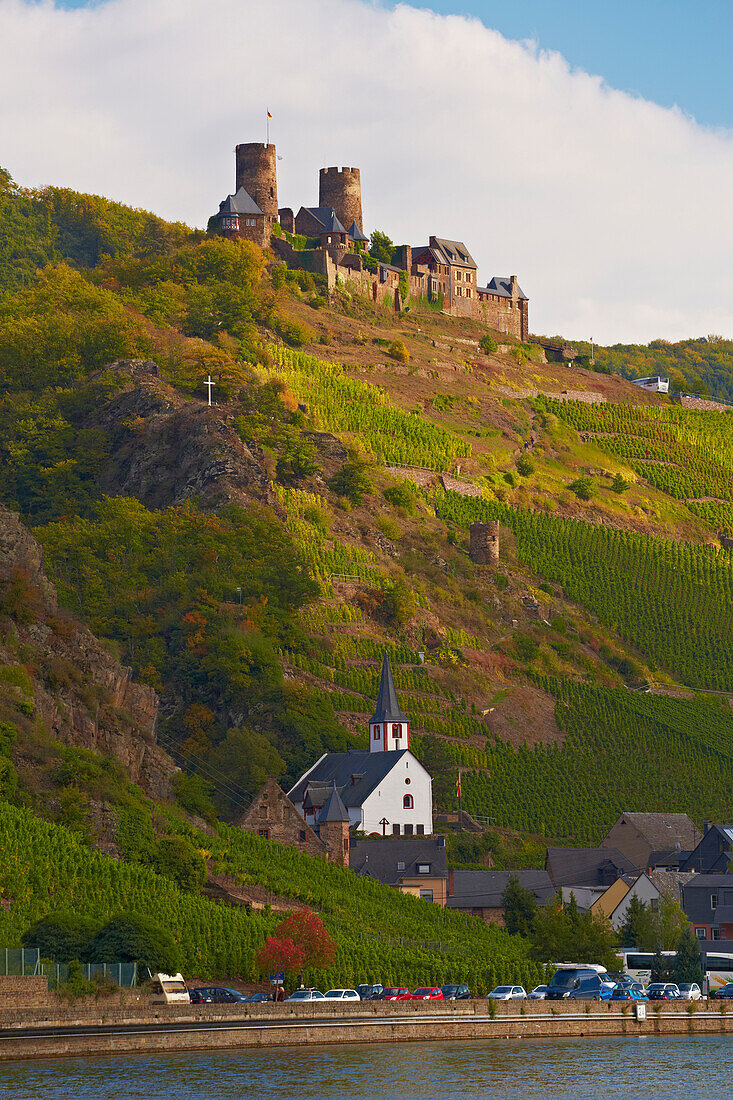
[317,785,350,823]
[218,186,265,217]
[289,749,409,809]
[348,220,369,242]
[302,206,348,234]
[370,652,409,726]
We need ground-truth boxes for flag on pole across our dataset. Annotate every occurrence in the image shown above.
[267,110,272,119]
[456,772,462,799]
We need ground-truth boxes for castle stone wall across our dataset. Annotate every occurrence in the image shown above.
[469,520,500,564]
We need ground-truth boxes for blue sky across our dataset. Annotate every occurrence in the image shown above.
[406,0,733,128]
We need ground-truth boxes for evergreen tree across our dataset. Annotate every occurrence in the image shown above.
[673,925,704,986]
[501,875,538,937]
[618,895,655,950]
[650,948,674,983]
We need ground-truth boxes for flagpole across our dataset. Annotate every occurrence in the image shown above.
[266,109,269,146]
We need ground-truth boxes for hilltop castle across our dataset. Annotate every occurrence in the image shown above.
[210,141,528,340]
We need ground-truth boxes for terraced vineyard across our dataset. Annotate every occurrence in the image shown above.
[436,490,733,691]
[540,396,733,509]
[0,800,542,992]
[267,346,471,470]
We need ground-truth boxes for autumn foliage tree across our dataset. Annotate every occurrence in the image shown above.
[255,910,336,985]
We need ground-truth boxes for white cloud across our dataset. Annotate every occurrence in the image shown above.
[1,0,732,342]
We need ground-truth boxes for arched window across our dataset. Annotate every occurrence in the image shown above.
[392,723,402,739]
[373,725,381,740]
[403,794,413,809]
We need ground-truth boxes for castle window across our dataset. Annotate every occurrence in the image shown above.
[403,794,414,809]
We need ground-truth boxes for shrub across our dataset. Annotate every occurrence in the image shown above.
[173,773,217,825]
[388,340,409,364]
[87,912,179,974]
[383,483,417,513]
[22,912,97,962]
[328,454,373,505]
[568,476,594,500]
[504,472,516,487]
[153,837,207,893]
[612,473,630,493]
[479,334,498,354]
[514,632,540,662]
[516,455,535,477]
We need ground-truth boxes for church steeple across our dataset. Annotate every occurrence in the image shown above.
[369,651,410,752]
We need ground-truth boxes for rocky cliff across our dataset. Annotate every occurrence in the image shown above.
[0,503,178,797]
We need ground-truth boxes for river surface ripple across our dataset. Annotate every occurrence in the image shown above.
[0,1035,729,1099]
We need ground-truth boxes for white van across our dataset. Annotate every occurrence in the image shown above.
[152,973,191,1004]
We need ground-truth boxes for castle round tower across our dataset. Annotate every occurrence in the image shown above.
[469,520,500,565]
[235,143,278,218]
[319,166,363,232]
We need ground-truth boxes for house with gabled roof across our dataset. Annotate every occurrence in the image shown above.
[209,185,271,247]
[288,652,433,837]
[680,823,733,874]
[601,813,701,873]
[411,236,478,318]
[477,275,529,340]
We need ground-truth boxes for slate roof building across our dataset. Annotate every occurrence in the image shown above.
[411,236,478,319]
[680,824,733,874]
[350,835,447,904]
[236,775,350,864]
[601,813,701,872]
[477,276,529,340]
[446,869,555,925]
[209,185,271,248]
[289,652,433,836]
[545,847,635,890]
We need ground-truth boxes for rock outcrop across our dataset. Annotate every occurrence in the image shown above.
[0,504,178,797]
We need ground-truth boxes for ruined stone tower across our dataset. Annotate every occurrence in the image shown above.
[319,167,363,232]
[235,143,278,218]
[469,521,500,565]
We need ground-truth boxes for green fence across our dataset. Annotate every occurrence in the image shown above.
[41,961,138,987]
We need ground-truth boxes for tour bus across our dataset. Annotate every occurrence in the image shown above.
[631,376,670,394]
[617,950,733,992]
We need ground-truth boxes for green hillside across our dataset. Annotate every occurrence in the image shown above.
[4,163,733,974]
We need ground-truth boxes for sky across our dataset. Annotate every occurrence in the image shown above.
[2,0,733,344]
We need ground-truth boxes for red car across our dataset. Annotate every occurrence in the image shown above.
[407,986,445,1001]
[380,987,411,1001]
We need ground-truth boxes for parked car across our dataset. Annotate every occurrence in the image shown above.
[323,989,360,1000]
[677,983,702,1001]
[441,984,471,1001]
[287,988,325,1001]
[407,987,444,1001]
[356,984,383,1001]
[379,987,411,1001]
[546,965,612,1001]
[246,992,272,1003]
[647,983,681,1001]
[528,985,549,1000]
[487,985,526,1001]
[610,984,648,1001]
[189,986,249,1004]
[712,983,733,999]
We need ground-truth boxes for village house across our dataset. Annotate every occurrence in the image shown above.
[445,870,555,926]
[680,823,733,874]
[349,835,448,904]
[601,812,701,873]
[235,775,350,866]
[545,846,635,890]
[288,652,433,837]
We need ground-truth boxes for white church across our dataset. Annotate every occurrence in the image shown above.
[288,652,433,836]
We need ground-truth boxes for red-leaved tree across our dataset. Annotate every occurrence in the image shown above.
[255,910,336,985]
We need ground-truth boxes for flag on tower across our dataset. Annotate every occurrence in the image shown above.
[267,110,272,119]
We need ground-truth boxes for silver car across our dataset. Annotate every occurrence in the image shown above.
[677,983,702,1001]
[487,985,526,1001]
[287,988,324,1001]
[528,984,549,1000]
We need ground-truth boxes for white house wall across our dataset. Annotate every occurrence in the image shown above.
[610,875,661,930]
[360,752,433,835]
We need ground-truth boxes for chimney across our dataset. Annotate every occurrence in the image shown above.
[510,275,519,301]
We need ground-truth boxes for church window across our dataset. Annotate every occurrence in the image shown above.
[416,824,425,835]
[404,777,411,785]
[393,824,401,835]
[392,724,401,739]
[403,794,414,809]
[404,824,414,836]
[373,726,381,740]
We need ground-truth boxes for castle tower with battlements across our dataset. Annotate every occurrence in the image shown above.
[319,166,363,234]
[235,142,278,219]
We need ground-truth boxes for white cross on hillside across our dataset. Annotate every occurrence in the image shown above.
[205,375,214,406]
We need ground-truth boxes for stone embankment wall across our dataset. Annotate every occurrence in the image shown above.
[678,395,733,413]
[492,385,606,404]
[1,993,732,1060]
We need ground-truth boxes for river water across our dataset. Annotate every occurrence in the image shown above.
[0,1036,730,1098]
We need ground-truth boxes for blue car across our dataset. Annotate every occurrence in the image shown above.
[610,984,648,1001]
